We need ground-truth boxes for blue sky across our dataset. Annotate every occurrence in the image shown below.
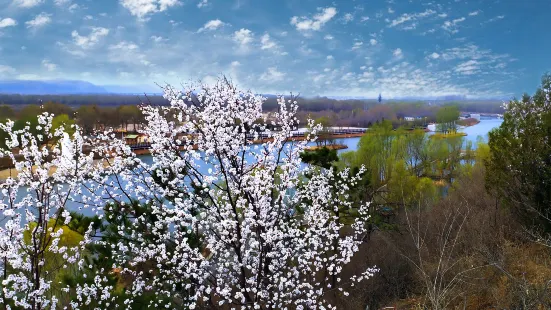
[0,0,549,98]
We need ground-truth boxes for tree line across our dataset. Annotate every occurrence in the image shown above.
[1,98,463,140]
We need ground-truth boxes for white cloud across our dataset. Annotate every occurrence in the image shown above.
[299,45,313,56]
[442,17,466,33]
[233,28,253,46]
[12,0,43,8]
[290,7,337,31]
[120,0,180,20]
[311,59,490,98]
[438,13,448,18]
[25,12,51,29]
[388,9,435,28]
[403,23,417,30]
[169,20,181,27]
[312,74,325,83]
[71,27,109,48]
[107,41,151,66]
[54,0,77,10]
[361,71,374,81]
[454,60,480,75]
[370,38,378,45]
[230,61,240,67]
[469,11,480,16]
[393,48,403,58]
[260,33,277,50]
[17,73,46,80]
[0,18,17,28]
[484,15,505,23]
[326,55,334,60]
[388,7,395,14]
[0,65,16,75]
[360,16,370,22]
[68,3,79,11]
[42,59,56,71]
[109,41,139,51]
[151,35,165,42]
[260,67,285,82]
[343,13,354,23]
[198,19,225,32]
[437,44,511,77]
[352,41,363,50]
[421,28,436,35]
[429,52,440,59]
[324,34,334,40]
[197,0,208,8]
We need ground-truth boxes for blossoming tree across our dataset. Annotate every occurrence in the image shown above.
[0,114,93,309]
[1,78,376,309]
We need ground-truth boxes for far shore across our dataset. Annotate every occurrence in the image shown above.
[0,159,112,181]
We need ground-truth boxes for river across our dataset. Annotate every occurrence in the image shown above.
[4,117,503,217]
[458,117,503,146]
[331,116,503,153]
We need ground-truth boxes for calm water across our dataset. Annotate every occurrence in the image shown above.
[459,117,503,146]
[6,118,503,217]
[334,117,503,153]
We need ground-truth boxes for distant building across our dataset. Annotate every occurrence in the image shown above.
[137,134,151,144]
[404,116,415,121]
[470,114,481,121]
[124,134,139,145]
[427,124,437,132]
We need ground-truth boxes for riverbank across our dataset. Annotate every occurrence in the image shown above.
[0,159,114,181]
[304,144,348,151]
[457,118,481,127]
[0,133,365,180]
[133,132,365,156]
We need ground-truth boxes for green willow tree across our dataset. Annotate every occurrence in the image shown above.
[313,116,334,146]
[436,105,460,134]
[486,74,551,231]
[0,105,15,122]
[50,114,76,137]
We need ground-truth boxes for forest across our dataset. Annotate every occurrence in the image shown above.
[0,75,549,309]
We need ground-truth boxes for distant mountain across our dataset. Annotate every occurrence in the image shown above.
[0,80,164,95]
[0,80,110,95]
[100,84,162,95]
